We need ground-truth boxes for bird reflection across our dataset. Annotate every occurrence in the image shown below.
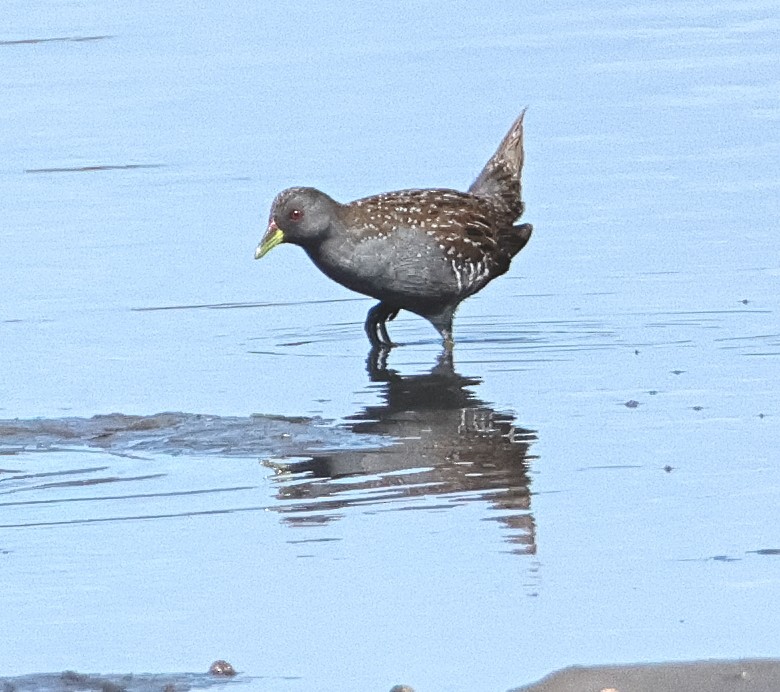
[267,349,538,554]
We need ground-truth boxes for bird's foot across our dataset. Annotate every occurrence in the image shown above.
[365,304,399,348]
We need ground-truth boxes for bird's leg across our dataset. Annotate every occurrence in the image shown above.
[428,309,455,350]
[377,308,399,345]
[365,302,398,348]
[365,303,384,347]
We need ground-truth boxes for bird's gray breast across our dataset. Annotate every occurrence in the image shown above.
[310,227,461,307]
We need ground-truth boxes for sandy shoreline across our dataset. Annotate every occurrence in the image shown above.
[511,658,780,692]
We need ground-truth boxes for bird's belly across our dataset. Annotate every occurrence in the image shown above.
[310,234,461,311]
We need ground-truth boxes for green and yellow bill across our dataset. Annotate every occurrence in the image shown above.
[255,221,285,259]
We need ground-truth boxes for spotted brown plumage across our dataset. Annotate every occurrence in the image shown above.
[255,110,532,348]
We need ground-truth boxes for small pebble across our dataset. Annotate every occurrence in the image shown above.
[624,400,640,408]
[209,660,236,677]
[389,686,415,692]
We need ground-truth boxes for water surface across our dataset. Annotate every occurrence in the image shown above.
[1,1,779,690]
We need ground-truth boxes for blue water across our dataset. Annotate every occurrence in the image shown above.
[2,1,779,690]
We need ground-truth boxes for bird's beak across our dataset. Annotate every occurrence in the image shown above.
[255,219,285,259]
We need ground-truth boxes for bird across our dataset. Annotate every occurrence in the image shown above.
[255,110,532,349]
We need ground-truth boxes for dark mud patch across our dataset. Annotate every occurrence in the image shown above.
[0,669,247,691]
[0,412,376,459]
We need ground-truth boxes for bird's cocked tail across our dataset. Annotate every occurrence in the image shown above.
[469,109,528,220]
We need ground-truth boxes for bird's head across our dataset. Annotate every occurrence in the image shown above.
[255,187,339,259]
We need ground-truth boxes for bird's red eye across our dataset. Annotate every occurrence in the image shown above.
[288,208,304,221]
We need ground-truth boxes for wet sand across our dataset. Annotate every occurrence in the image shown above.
[512,659,780,692]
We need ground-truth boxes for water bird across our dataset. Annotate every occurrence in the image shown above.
[255,111,532,348]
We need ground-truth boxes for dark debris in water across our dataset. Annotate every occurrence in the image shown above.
[132,297,363,313]
[25,164,164,174]
[0,35,112,46]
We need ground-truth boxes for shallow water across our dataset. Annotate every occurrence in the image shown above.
[2,1,779,690]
